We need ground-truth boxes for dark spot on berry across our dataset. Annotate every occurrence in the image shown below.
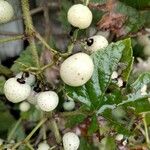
[65,99,70,102]
[86,38,94,46]
[17,78,25,84]
[81,78,84,80]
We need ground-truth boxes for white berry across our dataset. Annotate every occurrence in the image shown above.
[0,0,14,24]
[67,4,92,29]
[15,72,36,86]
[37,91,59,112]
[117,78,123,87]
[63,132,80,150]
[19,101,30,112]
[115,134,124,141]
[4,78,31,103]
[0,138,4,146]
[138,34,150,46]
[63,99,75,111]
[27,90,38,105]
[86,35,108,52]
[111,71,118,79]
[37,142,50,150]
[144,45,150,56]
[60,53,94,87]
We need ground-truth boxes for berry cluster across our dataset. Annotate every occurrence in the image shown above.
[2,3,110,150]
[4,72,59,112]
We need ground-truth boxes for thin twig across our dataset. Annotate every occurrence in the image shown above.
[0,35,24,44]
[21,0,40,68]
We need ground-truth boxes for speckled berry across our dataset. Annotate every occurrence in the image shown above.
[0,0,14,24]
[37,91,59,112]
[86,35,108,52]
[67,4,92,29]
[60,53,94,87]
[63,132,80,150]
[4,78,31,103]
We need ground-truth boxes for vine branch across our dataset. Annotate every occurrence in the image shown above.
[21,0,40,68]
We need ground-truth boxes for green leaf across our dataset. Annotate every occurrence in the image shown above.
[115,1,145,34]
[131,72,150,91]
[117,73,150,113]
[11,45,42,73]
[142,11,150,27]
[99,137,116,150]
[65,39,130,110]
[0,77,5,94]
[58,0,72,30]
[88,115,99,135]
[145,113,150,126]
[98,73,150,114]
[121,98,150,113]
[8,121,25,142]
[119,0,150,9]
[79,137,98,150]
[66,114,86,128]
[21,106,41,122]
[0,101,15,138]
[102,109,131,136]
[119,38,133,81]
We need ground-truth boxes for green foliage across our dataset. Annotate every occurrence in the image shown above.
[11,45,42,73]
[88,115,99,135]
[21,106,41,122]
[65,39,132,110]
[66,114,86,128]
[0,77,5,94]
[58,0,72,30]
[99,137,116,150]
[79,137,98,150]
[8,121,25,142]
[0,101,15,138]
[119,38,133,81]
[115,1,145,34]
[119,0,150,9]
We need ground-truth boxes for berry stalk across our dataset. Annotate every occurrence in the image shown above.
[21,0,40,68]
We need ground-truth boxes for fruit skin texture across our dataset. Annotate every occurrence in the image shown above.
[15,72,36,86]
[19,101,30,112]
[37,142,50,150]
[27,90,38,105]
[63,99,75,111]
[67,4,92,29]
[0,0,14,24]
[4,78,31,103]
[60,53,94,87]
[144,44,150,56]
[63,132,80,150]
[37,91,59,112]
[138,34,150,46]
[86,35,108,52]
